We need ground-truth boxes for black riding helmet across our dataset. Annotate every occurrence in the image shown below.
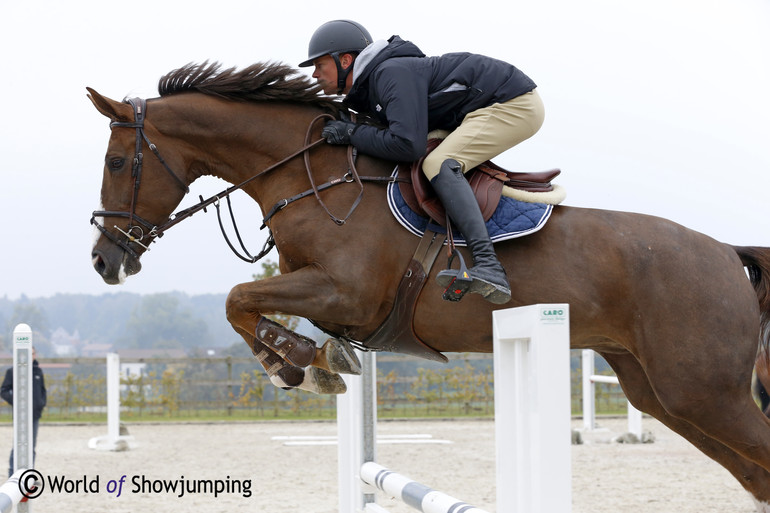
[299,20,372,94]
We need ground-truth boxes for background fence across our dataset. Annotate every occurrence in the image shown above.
[0,351,629,422]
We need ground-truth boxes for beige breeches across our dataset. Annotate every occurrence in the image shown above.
[422,89,545,179]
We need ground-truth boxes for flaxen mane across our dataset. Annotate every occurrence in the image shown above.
[157,61,338,110]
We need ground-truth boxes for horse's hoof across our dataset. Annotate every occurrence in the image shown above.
[323,338,362,375]
[297,367,347,395]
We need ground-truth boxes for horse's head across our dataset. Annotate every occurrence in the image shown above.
[88,62,351,285]
[87,88,190,284]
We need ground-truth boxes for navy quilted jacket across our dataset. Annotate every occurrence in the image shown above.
[344,36,536,162]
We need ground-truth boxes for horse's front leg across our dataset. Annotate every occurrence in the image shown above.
[253,317,361,376]
[226,265,363,394]
[231,325,351,395]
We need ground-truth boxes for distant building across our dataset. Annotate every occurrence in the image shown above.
[50,327,81,356]
[81,343,113,358]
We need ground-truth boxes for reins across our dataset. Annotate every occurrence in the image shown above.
[154,128,328,236]
[92,99,403,263]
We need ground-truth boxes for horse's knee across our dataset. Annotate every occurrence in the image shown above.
[225,284,258,327]
[224,286,242,324]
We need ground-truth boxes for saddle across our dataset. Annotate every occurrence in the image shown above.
[397,139,561,226]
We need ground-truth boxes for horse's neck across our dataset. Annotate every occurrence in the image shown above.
[160,97,326,202]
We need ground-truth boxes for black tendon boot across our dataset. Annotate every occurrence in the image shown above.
[432,159,511,304]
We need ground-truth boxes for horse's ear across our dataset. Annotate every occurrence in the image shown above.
[86,87,133,122]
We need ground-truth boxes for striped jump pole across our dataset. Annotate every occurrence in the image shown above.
[0,470,32,513]
[360,462,490,513]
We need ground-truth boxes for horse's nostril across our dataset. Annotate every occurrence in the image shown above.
[92,252,106,274]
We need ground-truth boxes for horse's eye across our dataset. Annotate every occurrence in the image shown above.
[108,158,125,171]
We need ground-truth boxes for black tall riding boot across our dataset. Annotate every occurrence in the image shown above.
[431,159,511,304]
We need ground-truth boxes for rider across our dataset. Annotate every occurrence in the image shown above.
[300,20,544,304]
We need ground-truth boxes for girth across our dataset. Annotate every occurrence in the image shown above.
[357,229,449,362]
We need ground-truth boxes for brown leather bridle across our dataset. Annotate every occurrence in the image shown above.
[91,97,191,260]
[91,97,384,262]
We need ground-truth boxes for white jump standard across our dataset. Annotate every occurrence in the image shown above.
[581,349,643,440]
[88,352,135,451]
[12,324,35,513]
[491,304,571,513]
[338,304,572,513]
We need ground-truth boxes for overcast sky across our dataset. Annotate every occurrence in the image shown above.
[1,0,768,300]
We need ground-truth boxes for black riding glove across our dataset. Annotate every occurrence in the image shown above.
[322,120,357,145]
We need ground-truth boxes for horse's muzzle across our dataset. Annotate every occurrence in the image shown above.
[91,247,142,284]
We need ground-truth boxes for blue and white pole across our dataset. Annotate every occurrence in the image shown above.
[360,462,490,513]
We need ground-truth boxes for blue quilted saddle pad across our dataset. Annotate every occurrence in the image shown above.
[386,168,553,245]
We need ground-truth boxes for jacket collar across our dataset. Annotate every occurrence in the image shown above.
[348,36,424,94]
[352,39,389,84]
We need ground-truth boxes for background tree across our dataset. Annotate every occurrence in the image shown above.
[5,299,52,355]
[121,293,212,349]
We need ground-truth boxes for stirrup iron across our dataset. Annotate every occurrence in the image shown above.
[438,248,473,302]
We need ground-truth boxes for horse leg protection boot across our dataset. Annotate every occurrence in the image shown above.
[431,159,511,304]
[255,317,317,367]
[249,338,305,389]
[249,338,346,394]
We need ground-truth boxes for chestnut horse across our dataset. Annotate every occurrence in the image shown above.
[89,62,770,509]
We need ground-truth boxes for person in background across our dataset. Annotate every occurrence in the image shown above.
[1,346,46,476]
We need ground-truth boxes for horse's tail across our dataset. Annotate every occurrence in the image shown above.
[733,246,770,354]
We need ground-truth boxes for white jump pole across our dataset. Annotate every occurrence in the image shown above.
[12,324,34,513]
[581,349,596,432]
[88,352,135,451]
[492,304,571,513]
[628,397,642,438]
[338,350,377,513]
[581,349,643,439]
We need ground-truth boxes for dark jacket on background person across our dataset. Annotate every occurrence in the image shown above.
[1,360,47,420]
[343,35,537,162]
